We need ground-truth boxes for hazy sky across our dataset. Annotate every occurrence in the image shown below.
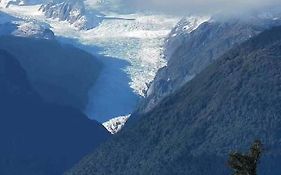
[124,0,281,15]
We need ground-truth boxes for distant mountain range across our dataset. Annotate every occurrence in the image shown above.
[0,0,44,7]
[0,11,55,39]
[39,0,104,30]
[66,26,281,175]
[0,0,104,30]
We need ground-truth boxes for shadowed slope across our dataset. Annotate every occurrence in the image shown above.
[0,36,102,111]
[0,50,110,175]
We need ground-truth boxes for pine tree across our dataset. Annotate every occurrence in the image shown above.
[228,140,263,175]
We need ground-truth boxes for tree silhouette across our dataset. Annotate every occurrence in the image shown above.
[228,140,263,175]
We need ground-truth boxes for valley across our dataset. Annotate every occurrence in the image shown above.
[0,3,179,122]
[1,1,281,175]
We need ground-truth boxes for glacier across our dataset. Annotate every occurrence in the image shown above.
[0,3,181,123]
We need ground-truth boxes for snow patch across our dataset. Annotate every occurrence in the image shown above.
[103,115,130,134]
[12,20,54,39]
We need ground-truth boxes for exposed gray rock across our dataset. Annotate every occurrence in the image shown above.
[39,0,104,30]
[12,21,55,39]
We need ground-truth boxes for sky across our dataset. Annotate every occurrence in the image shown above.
[124,0,281,15]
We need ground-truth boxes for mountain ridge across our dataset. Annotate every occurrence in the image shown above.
[137,16,281,115]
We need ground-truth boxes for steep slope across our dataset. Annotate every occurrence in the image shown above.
[139,17,281,114]
[0,36,102,111]
[0,49,110,175]
[66,26,281,175]
[163,16,210,60]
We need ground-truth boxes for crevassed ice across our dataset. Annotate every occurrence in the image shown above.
[1,5,179,96]
[73,13,180,96]
[1,5,208,97]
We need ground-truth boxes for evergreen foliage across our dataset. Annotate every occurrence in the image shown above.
[229,140,263,175]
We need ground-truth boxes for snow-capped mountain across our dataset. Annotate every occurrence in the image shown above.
[0,0,180,122]
[0,0,26,7]
[0,11,54,39]
[0,2,180,121]
[39,0,104,30]
[163,16,210,61]
[0,0,44,7]
[12,21,55,39]
[103,115,130,134]
[144,16,209,98]
[139,13,281,115]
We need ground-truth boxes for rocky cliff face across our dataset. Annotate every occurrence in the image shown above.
[39,0,104,30]
[138,16,281,114]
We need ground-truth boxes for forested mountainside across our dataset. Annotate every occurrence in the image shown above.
[137,17,281,114]
[66,26,281,175]
[0,49,110,175]
[0,36,102,110]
